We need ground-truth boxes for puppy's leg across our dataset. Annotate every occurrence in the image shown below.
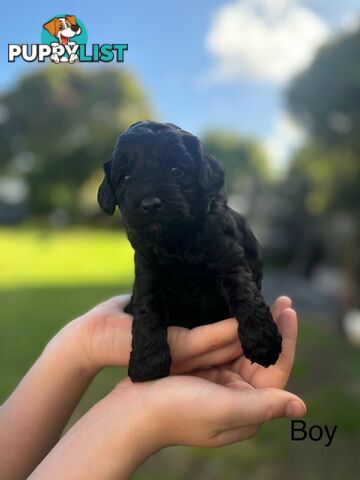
[215,243,282,367]
[129,310,171,382]
[50,42,61,63]
[225,271,282,367]
[128,277,171,382]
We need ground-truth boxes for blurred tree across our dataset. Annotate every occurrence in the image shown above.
[285,27,360,301]
[289,143,359,217]
[202,130,270,195]
[0,66,152,219]
[287,27,360,218]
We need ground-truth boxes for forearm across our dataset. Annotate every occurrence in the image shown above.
[0,322,97,479]
[28,384,161,480]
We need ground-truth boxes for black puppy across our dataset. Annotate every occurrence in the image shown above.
[98,121,282,382]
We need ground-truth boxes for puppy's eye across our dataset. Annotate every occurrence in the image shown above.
[59,25,64,30]
[171,167,183,177]
[121,175,131,185]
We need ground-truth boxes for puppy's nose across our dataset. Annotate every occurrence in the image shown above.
[140,197,163,213]
[71,25,79,32]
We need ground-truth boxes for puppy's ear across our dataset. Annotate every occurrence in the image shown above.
[182,134,224,195]
[65,15,77,26]
[43,18,59,36]
[200,150,225,195]
[98,160,116,215]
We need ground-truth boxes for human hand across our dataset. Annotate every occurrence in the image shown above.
[107,296,304,449]
[6,293,246,480]
[195,295,298,390]
[28,297,305,479]
[52,294,244,375]
[51,295,296,381]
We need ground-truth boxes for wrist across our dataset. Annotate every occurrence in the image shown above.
[93,381,166,476]
[27,381,164,480]
[109,380,168,447]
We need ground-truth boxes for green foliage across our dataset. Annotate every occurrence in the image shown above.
[202,130,270,195]
[288,28,360,147]
[0,66,152,217]
[289,142,360,216]
[287,28,360,218]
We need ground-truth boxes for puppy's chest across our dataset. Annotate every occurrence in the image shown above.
[156,248,210,283]
[159,258,230,328]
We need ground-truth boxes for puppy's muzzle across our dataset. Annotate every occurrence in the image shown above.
[140,197,163,213]
[71,25,80,32]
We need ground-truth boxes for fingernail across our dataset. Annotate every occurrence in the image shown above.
[286,400,306,418]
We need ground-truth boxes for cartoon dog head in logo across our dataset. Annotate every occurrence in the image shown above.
[43,15,81,46]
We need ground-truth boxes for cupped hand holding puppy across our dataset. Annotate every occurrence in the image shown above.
[54,293,245,375]
[0,295,251,480]
[1,296,305,480]
[28,296,305,480]
[57,294,298,388]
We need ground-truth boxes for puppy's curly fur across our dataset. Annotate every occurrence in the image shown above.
[98,121,282,382]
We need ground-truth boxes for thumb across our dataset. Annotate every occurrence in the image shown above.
[223,387,306,428]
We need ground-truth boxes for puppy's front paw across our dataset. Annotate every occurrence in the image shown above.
[128,344,171,382]
[239,305,282,367]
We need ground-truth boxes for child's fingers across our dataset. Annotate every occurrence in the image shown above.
[274,308,298,375]
[104,294,132,310]
[271,296,292,320]
[218,387,306,429]
[182,318,239,356]
[173,340,242,373]
[247,307,298,389]
[176,296,292,364]
[211,425,259,447]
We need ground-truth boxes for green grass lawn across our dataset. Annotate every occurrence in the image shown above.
[0,229,359,479]
[0,228,134,288]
